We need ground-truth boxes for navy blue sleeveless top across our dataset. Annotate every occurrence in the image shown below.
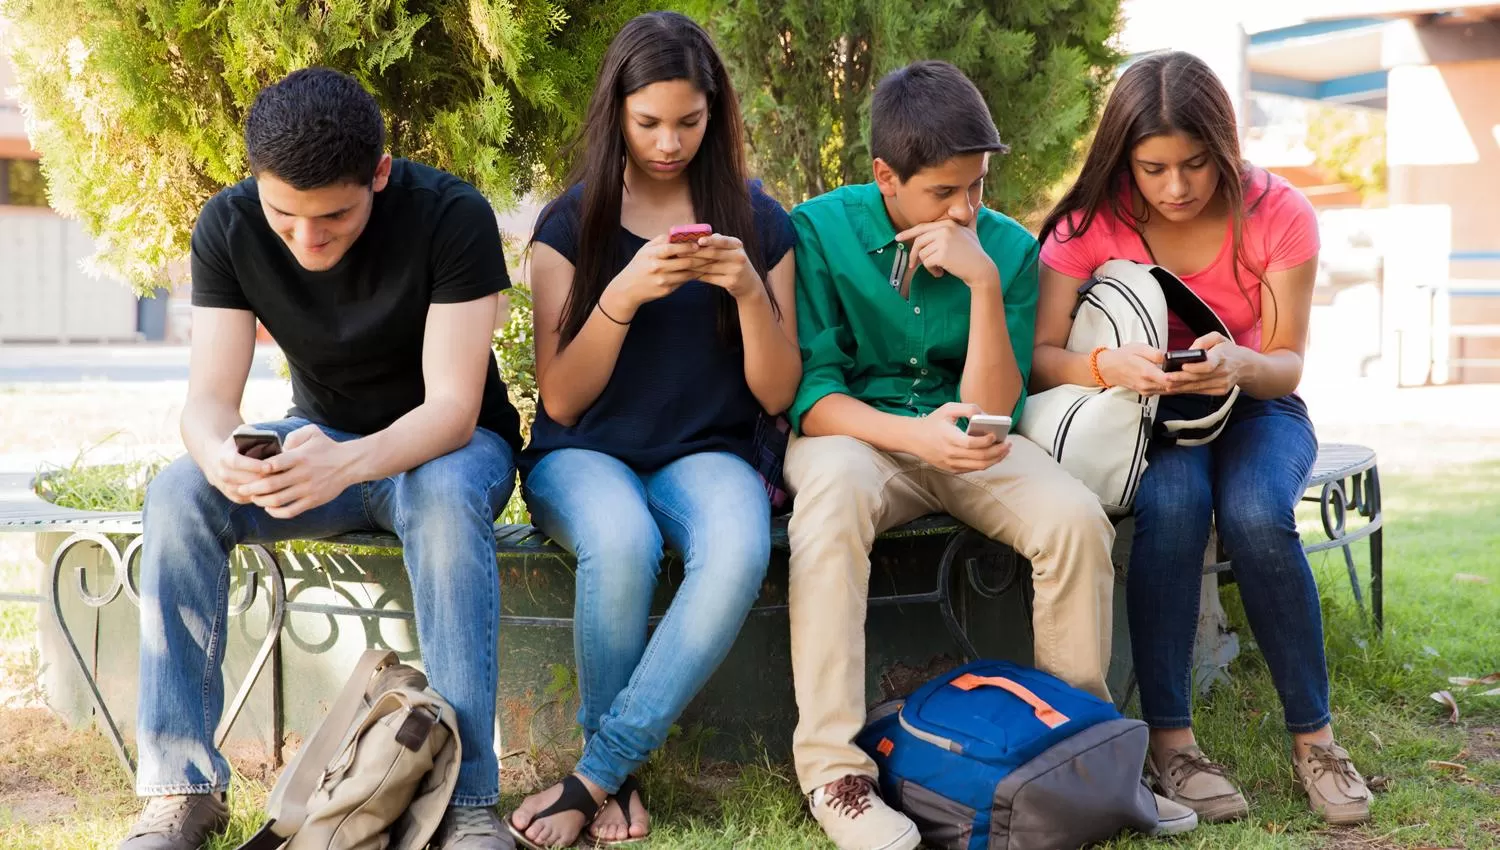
[518,182,796,476]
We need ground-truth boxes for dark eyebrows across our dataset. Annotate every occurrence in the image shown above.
[631,109,705,123]
[266,202,354,218]
[1135,152,1209,168]
[928,170,989,192]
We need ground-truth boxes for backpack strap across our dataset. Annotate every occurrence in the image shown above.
[235,649,397,850]
[1141,265,1239,444]
[950,673,1071,729]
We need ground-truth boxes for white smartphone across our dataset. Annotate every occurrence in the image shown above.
[966,414,1013,439]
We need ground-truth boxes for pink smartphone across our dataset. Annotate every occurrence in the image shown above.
[668,223,713,244]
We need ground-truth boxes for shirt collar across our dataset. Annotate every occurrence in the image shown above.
[848,182,900,254]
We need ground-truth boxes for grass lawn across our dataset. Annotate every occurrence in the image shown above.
[1,462,1497,849]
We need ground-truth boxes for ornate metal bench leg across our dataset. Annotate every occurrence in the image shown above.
[1318,478,1367,624]
[936,530,980,661]
[1366,466,1384,635]
[214,544,287,753]
[48,532,136,778]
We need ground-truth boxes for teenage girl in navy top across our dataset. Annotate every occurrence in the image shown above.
[507,11,799,849]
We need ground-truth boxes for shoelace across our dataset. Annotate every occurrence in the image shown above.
[445,806,499,839]
[1167,750,1229,786]
[1304,745,1362,791]
[132,795,194,835]
[823,776,875,819]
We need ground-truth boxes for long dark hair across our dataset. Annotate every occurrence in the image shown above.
[539,11,773,347]
[1039,51,1273,326]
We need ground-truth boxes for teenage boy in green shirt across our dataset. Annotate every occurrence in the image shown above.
[784,61,1194,850]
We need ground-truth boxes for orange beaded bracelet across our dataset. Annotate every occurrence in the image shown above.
[1089,346,1111,388]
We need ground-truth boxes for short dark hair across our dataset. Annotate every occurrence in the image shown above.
[245,68,385,189]
[870,60,1009,181]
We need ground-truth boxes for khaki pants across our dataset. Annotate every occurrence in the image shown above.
[785,433,1116,793]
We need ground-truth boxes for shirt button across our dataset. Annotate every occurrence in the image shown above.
[914,307,921,315]
[909,357,918,365]
[921,369,929,375]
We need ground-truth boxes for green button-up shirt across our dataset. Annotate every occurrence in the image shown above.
[788,182,1040,433]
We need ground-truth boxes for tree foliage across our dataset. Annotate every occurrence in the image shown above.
[700,0,1123,217]
[1305,103,1386,203]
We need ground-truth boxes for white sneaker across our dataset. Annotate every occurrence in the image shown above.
[809,775,920,850]
[1149,791,1200,837]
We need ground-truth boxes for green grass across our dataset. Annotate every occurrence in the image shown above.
[2,464,1498,849]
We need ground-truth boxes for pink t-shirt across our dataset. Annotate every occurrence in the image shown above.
[1039,168,1319,351]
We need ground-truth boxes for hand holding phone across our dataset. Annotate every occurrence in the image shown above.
[231,424,283,460]
[965,413,1013,440]
[1162,349,1208,373]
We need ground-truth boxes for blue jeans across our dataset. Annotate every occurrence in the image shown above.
[1129,394,1331,733]
[135,418,515,806]
[522,449,770,793]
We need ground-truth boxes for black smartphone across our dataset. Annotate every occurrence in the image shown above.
[1163,349,1208,373]
[231,425,283,459]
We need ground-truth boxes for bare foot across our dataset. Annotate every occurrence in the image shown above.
[508,774,606,848]
[588,783,650,843]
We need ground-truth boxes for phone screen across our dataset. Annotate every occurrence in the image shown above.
[234,434,282,459]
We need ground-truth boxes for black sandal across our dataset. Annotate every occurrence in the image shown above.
[589,774,650,846]
[507,774,602,849]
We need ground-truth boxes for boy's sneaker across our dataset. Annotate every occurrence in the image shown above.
[1294,743,1371,825]
[809,775,920,850]
[118,793,229,850]
[1148,792,1199,836]
[1148,745,1249,823]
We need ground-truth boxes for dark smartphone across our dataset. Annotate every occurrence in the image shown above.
[1163,349,1208,373]
[232,425,283,459]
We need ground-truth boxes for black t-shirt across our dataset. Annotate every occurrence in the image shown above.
[190,159,523,451]
[520,181,796,474]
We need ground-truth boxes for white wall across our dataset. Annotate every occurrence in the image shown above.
[0,208,140,341]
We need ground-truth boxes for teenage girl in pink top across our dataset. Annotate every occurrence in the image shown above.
[1032,52,1372,827]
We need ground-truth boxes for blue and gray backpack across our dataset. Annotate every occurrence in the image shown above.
[856,659,1158,850]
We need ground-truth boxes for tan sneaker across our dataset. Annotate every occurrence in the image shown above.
[1293,743,1371,825]
[809,775,920,850]
[1148,745,1249,823]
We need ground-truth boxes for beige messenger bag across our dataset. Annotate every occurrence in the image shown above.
[236,649,462,850]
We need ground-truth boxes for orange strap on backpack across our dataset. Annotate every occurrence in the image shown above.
[950,673,1071,729]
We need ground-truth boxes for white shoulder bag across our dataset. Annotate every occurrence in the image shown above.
[1017,260,1239,516]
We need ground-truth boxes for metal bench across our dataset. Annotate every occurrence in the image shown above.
[0,441,1383,779]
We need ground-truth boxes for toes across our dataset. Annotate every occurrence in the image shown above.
[527,820,557,847]
[510,793,545,830]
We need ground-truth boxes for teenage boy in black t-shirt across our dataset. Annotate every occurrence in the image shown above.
[120,68,520,850]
